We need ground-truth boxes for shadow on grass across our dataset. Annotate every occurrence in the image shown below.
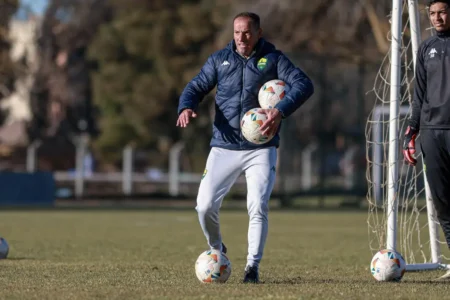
[264,277,356,285]
[403,279,450,285]
[264,277,450,285]
[4,257,35,261]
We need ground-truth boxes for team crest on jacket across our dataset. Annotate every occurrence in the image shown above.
[202,169,207,179]
[257,58,268,70]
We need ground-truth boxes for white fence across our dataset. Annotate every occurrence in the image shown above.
[25,137,358,198]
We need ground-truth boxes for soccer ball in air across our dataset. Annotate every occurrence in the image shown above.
[195,249,232,283]
[0,237,9,259]
[370,249,406,282]
[241,108,275,144]
[258,79,288,109]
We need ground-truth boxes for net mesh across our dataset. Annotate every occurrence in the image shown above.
[365,0,448,264]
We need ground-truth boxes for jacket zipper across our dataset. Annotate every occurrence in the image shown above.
[443,38,448,59]
[240,60,246,149]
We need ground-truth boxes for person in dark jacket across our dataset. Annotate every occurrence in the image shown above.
[177,12,314,283]
[403,0,450,280]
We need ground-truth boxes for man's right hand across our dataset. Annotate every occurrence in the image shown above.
[176,109,197,128]
[403,126,419,166]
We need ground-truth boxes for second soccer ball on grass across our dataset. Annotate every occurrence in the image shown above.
[195,249,232,283]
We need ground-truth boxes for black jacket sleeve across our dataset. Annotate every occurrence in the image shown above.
[409,43,426,130]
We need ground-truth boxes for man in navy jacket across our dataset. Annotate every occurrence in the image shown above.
[177,12,314,283]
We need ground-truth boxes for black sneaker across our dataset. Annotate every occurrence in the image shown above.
[221,243,227,254]
[243,265,259,283]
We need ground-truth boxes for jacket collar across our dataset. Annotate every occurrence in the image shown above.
[437,30,450,37]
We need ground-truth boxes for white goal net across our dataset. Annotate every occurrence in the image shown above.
[365,0,450,271]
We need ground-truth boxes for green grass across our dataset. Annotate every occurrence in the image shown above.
[0,209,450,299]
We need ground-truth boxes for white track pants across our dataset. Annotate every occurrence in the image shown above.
[196,147,277,267]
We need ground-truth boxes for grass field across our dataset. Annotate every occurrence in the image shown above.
[1,209,450,299]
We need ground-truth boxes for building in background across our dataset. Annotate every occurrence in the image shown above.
[2,16,39,126]
[0,13,40,159]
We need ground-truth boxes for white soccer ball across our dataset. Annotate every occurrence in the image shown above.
[195,249,232,283]
[370,249,406,282]
[0,237,9,259]
[241,108,275,144]
[258,79,288,109]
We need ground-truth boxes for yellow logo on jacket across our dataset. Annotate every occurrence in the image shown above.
[257,58,267,70]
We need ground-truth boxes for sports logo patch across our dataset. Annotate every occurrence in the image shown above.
[202,169,208,180]
[257,58,267,70]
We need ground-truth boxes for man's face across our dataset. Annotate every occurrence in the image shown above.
[429,2,450,32]
[233,17,262,57]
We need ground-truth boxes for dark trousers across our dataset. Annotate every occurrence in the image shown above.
[420,129,450,248]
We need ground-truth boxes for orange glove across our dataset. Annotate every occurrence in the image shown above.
[403,126,418,166]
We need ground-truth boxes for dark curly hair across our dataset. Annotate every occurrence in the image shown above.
[427,0,450,7]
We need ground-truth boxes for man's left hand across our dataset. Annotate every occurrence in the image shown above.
[259,108,282,136]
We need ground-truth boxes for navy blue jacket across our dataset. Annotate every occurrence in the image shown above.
[178,38,314,150]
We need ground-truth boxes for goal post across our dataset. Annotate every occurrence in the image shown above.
[386,0,402,253]
[366,0,450,273]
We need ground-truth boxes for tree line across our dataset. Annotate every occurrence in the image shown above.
[2,0,423,172]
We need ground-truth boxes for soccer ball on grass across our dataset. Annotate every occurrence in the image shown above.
[195,249,232,283]
[370,249,406,282]
[0,237,9,259]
